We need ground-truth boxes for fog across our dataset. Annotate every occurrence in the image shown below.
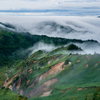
[0,15,100,54]
[0,16,100,42]
[66,42,100,54]
[74,42,100,54]
[26,41,100,55]
[28,42,58,56]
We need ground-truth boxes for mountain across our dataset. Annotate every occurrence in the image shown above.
[1,44,100,100]
[0,22,16,29]
[0,21,100,100]
[34,21,76,34]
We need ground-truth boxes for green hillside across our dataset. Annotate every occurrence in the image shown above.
[0,87,27,100]
[0,44,99,100]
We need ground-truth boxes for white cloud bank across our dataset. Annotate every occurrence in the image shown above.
[0,15,100,42]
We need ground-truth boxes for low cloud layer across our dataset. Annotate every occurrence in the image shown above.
[0,16,100,42]
[0,16,100,54]
[28,42,100,55]
[28,42,57,56]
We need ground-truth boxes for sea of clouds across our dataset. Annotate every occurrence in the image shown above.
[0,15,100,54]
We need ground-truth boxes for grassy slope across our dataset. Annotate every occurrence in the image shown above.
[4,47,100,100]
[0,68,6,88]
[0,88,27,100]
[28,54,100,100]
[0,66,28,100]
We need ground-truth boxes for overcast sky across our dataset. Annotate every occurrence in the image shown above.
[0,0,100,16]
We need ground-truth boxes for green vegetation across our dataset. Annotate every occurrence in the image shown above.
[67,44,82,50]
[0,87,27,100]
[0,68,6,88]
[0,24,100,100]
[3,50,100,100]
[0,30,35,65]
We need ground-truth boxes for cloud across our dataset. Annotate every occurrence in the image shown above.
[0,12,55,16]
[0,0,100,10]
[0,15,100,42]
[0,15,100,54]
[0,0,100,16]
[28,42,57,55]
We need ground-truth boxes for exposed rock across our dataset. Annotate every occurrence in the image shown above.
[85,64,88,68]
[28,68,32,73]
[39,61,65,82]
[61,88,71,92]
[20,89,24,95]
[63,65,67,68]
[9,85,13,91]
[3,72,21,88]
[28,76,39,89]
[40,90,52,97]
[16,78,21,91]
[32,60,36,63]
[48,61,51,65]
[95,63,98,67]
[26,80,30,85]
[26,78,58,98]
[76,60,80,63]
[77,88,82,91]
[68,62,71,65]
[27,61,65,94]
[3,73,9,87]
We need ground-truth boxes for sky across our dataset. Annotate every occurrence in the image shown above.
[0,0,100,16]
